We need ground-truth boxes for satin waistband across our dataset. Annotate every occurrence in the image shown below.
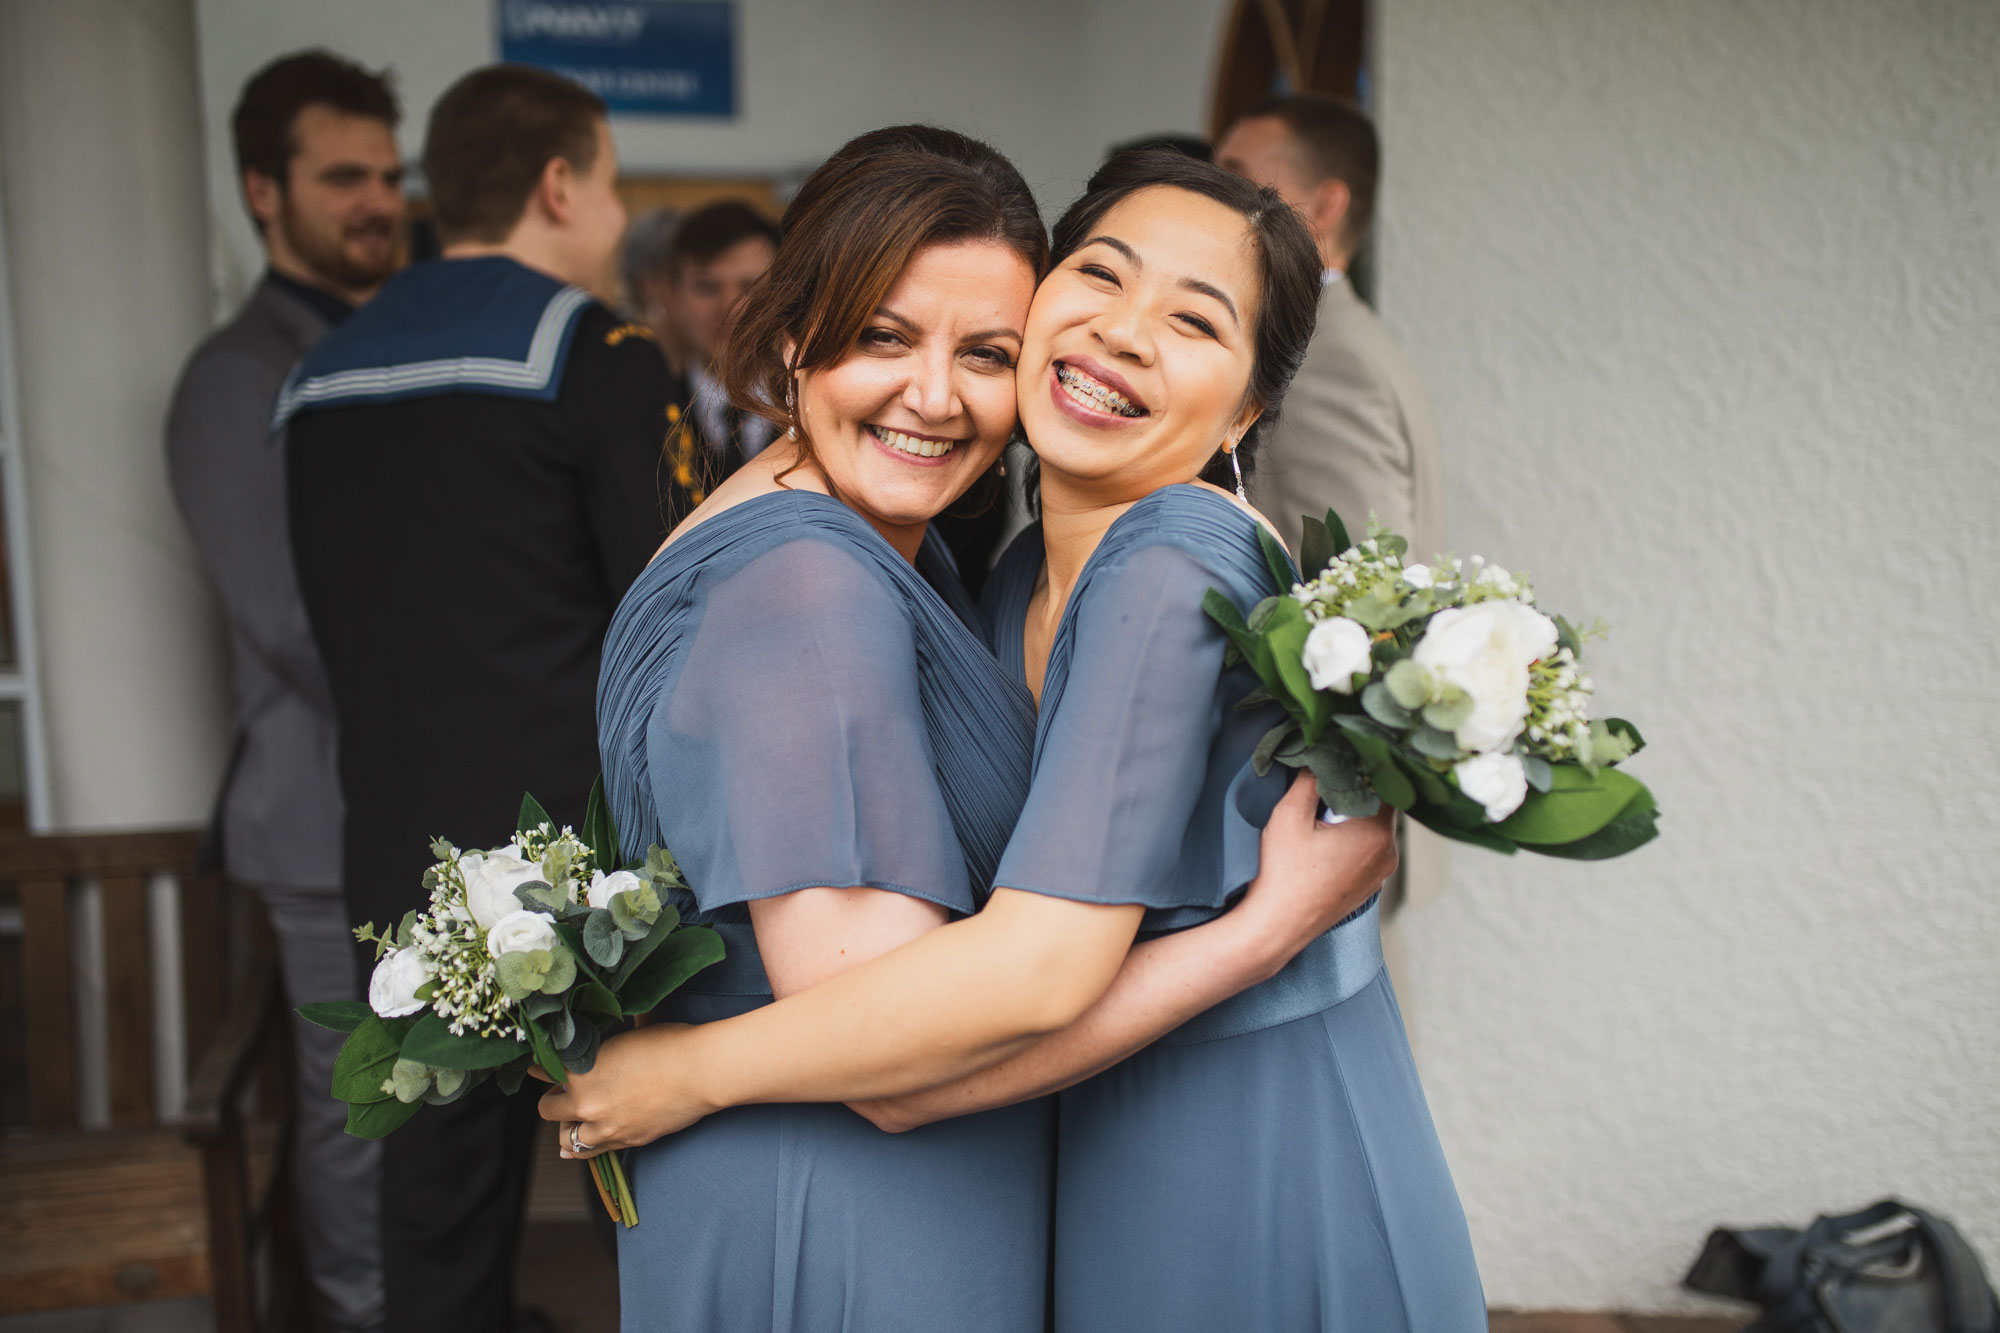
[1159,896,1384,1047]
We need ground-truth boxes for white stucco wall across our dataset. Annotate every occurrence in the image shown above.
[192,0,1227,311]
[1375,0,2000,1312]
[0,0,230,830]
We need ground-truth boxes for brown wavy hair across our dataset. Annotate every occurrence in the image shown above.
[720,125,1048,496]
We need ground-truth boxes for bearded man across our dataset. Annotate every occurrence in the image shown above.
[165,48,404,1333]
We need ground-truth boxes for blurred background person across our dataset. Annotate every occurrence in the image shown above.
[621,206,689,380]
[665,200,782,478]
[1215,93,1449,1021]
[164,47,403,1333]
[280,64,690,1333]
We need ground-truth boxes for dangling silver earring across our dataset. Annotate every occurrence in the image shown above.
[784,376,799,439]
[996,460,1007,478]
[1229,446,1248,503]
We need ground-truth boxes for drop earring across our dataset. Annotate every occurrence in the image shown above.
[784,376,799,439]
[1229,445,1248,503]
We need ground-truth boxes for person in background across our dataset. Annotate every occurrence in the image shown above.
[1216,93,1450,1020]
[621,207,689,379]
[164,48,402,1333]
[664,200,782,478]
[279,64,689,1333]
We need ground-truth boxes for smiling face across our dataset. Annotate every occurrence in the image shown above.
[249,103,405,298]
[791,239,1037,553]
[1018,185,1264,507]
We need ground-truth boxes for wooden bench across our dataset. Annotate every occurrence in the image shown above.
[0,829,296,1329]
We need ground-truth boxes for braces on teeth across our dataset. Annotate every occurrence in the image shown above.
[1056,364,1144,417]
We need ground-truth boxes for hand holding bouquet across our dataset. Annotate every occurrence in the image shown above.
[1206,511,1658,859]
[299,779,723,1226]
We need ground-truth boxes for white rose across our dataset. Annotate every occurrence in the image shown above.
[1301,617,1374,694]
[1411,601,1559,752]
[460,850,546,930]
[486,909,558,958]
[1455,751,1530,822]
[587,868,642,910]
[368,946,432,1018]
[1402,563,1433,589]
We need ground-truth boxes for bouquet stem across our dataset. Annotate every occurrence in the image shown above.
[588,1151,640,1228]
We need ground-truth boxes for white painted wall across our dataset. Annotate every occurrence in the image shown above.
[1375,0,2000,1312]
[0,0,230,830]
[192,0,1229,312]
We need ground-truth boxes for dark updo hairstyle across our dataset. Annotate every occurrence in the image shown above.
[1047,146,1322,491]
[722,125,1048,502]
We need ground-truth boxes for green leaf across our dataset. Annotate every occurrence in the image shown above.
[494,1059,529,1096]
[1493,765,1649,846]
[1320,507,1352,559]
[1257,525,1297,594]
[522,992,564,1020]
[1233,685,1276,712]
[607,903,681,991]
[345,1094,422,1139]
[1524,788,1660,861]
[609,883,662,939]
[517,791,554,837]
[572,978,622,1024]
[1390,750,1458,807]
[1422,688,1474,734]
[539,945,577,995]
[1384,659,1433,711]
[582,910,625,969]
[582,774,619,871]
[1522,754,1554,792]
[400,1012,529,1071]
[1262,601,1334,741]
[297,1000,373,1033]
[618,925,726,1015]
[423,1065,479,1106]
[331,1016,408,1103]
[1328,716,1413,809]
[1252,719,1300,777]
[1375,531,1409,559]
[513,881,568,914]
[1603,718,1646,755]
[1360,682,1413,731]
[395,909,418,948]
[1409,725,1460,762]
[1554,614,1582,657]
[1418,817,1519,854]
[542,1004,575,1050]
[525,1013,568,1084]
[643,844,685,888]
[1299,515,1335,580]
[494,951,540,1001]
[558,1018,601,1074]
[550,921,608,985]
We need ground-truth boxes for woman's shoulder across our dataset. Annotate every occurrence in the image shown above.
[1097,484,1285,595]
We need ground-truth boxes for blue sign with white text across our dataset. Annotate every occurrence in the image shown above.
[498,1,735,117]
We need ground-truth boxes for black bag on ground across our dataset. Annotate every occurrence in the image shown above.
[1685,1198,1999,1333]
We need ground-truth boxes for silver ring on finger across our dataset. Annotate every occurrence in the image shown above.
[568,1121,594,1155]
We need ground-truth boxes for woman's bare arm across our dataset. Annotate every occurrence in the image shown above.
[853,775,1397,1131]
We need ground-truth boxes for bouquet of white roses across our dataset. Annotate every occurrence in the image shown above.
[1205,510,1658,859]
[298,779,723,1226]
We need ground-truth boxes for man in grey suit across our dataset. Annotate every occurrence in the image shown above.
[1218,95,1450,1021]
[165,50,403,1333]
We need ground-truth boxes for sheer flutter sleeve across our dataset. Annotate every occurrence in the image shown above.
[995,540,1260,917]
[647,536,973,917]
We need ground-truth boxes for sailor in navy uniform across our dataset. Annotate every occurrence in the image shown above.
[282,250,690,1329]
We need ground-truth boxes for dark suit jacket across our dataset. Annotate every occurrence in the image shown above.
[166,276,342,888]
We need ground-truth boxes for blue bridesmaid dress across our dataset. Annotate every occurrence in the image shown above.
[984,485,1486,1332]
[598,490,1051,1333]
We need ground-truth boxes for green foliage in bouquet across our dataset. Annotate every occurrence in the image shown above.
[296,778,724,1226]
[1205,508,1659,860]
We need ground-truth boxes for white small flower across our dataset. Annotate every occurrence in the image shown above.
[460,850,546,930]
[368,946,432,1018]
[1301,617,1374,694]
[587,868,642,910]
[1403,563,1433,589]
[1455,751,1530,822]
[486,909,557,957]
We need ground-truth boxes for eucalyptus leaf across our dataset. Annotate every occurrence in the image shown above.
[643,844,686,891]
[522,992,564,1020]
[400,1012,528,1071]
[1320,785,1383,818]
[1376,532,1409,559]
[583,909,625,969]
[610,883,662,940]
[1360,682,1413,731]
[297,1000,373,1033]
[1233,685,1276,713]
[345,1093,422,1139]
[387,1058,432,1104]
[493,951,539,1001]
[608,905,682,991]
[557,1017,601,1074]
[513,880,568,914]
[423,1065,478,1106]
[494,1060,528,1096]
[1391,750,1458,807]
[1409,725,1460,762]
[1252,719,1299,777]
[1422,688,1474,734]
[395,910,418,949]
[543,1005,575,1051]
[619,925,726,1015]
[1522,754,1554,793]
[551,921,607,985]
[517,791,554,838]
[1603,718,1646,755]
[540,945,577,994]
[1384,659,1433,710]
